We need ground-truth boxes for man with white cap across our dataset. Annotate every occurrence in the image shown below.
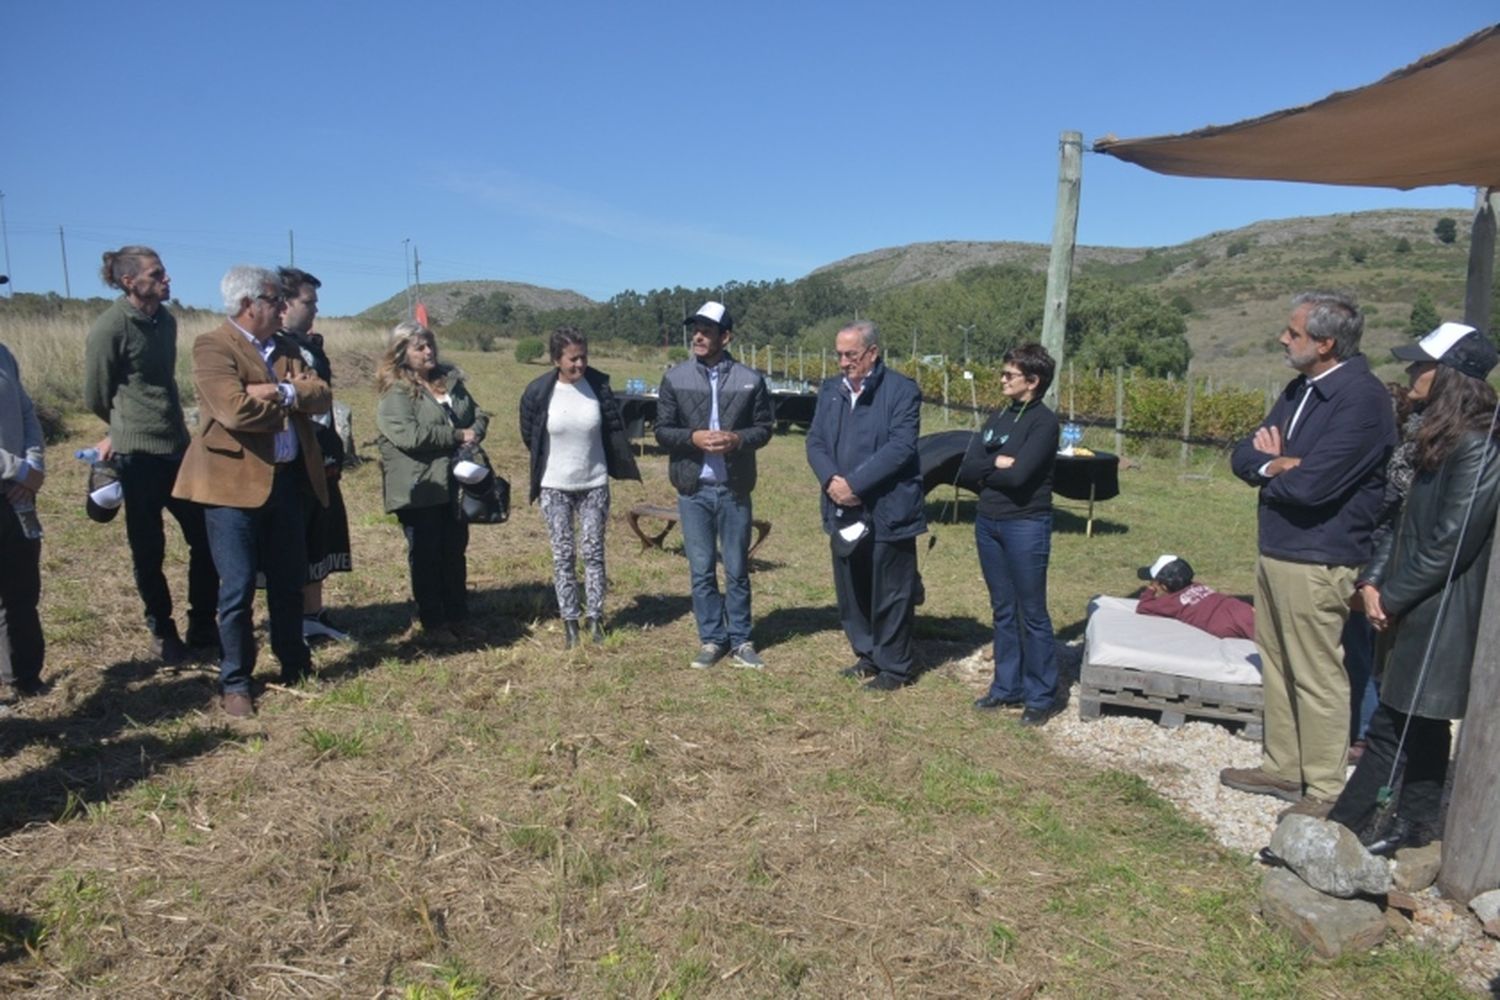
[1222,291,1396,817]
[0,340,46,700]
[654,300,774,668]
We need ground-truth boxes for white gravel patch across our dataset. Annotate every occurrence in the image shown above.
[949,640,1500,991]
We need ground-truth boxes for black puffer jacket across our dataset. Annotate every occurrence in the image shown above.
[653,353,773,496]
[1364,430,1500,719]
[518,367,640,504]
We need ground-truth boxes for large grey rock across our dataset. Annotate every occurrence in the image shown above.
[1269,815,1393,898]
[1391,841,1442,893]
[1260,868,1387,959]
[1470,888,1500,924]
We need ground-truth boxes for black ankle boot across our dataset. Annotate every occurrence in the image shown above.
[1361,815,1416,858]
[564,620,581,649]
[588,618,606,644]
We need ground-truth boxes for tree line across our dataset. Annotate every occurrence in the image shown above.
[445,264,1194,377]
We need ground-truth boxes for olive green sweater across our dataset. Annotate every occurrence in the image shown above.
[83,297,190,455]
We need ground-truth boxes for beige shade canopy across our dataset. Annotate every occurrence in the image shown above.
[1093,24,1500,190]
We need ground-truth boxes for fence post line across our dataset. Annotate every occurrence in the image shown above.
[1114,365,1126,457]
[798,346,804,381]
[821,350,827,381]
[1068,361,1076,421]
[943,359,950,426]
[1180,373,1195,468]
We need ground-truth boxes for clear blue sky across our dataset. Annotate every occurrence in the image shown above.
[1,1,1492,316]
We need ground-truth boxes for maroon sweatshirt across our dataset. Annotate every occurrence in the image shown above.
[1136,583,1255,640]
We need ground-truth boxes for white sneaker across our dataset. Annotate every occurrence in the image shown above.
[303,616,351,642]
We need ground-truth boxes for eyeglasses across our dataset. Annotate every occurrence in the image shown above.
[257,294,285,306]
[836,347,872,361]
[999,370,1025,380]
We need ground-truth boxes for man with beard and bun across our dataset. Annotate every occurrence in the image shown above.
[1222,291,1396,818]
[173,266,330,718]
[277,267,352,642]
[84,246,218,666]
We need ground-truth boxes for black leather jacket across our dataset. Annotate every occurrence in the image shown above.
[1364,430,1500,719]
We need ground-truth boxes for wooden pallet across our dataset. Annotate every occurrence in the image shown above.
[1079,660,1264,740]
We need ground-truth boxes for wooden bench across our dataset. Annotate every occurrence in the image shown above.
[626,502,772,555]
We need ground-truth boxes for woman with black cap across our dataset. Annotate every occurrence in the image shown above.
[1328,322,1500,855]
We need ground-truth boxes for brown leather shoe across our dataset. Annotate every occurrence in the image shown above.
[221,691,254,718]
[1219,766,1301,802]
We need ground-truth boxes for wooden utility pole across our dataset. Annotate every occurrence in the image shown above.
[1463,187,1498,333]
[1441,518,1500,900]
[58,225,71,298]
[1039,131,1083,408]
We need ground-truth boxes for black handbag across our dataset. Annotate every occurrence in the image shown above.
[452,443,510,524]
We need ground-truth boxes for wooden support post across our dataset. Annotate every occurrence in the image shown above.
[1464,187,1498,333]
[1439,506,1500,901]
[821,350,827,381]
[942,363,950,425]
[1039,130,1083,409]
[1068,361,1076,421]
[1114,366,1125,457]
[798,346,804,381]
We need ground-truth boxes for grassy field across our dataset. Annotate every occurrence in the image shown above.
[0,329,1475,997]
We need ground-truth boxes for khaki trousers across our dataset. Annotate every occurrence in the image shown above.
[1255,555,1357,801]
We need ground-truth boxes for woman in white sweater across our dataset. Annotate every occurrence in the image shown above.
[519,328,640,647]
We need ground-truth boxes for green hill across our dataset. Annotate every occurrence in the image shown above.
[358,279,596,326]
[813,208,1486,383]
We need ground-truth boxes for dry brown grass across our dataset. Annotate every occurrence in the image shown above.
[0,341,1473,997]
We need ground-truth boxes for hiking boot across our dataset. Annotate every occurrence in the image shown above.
[1276,797,1335,822]
[587,618,606,645]
[1219,767,1301,803]
[731,643,764,670]
[690,644,727,669]
[564,620,581,650]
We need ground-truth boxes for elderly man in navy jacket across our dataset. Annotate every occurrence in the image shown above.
[807,321,928,691]
[1221,292,1395,814]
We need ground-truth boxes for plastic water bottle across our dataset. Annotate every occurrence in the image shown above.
[11,497,42,540]
[1062,423,1083,449]
[75,447,101,462]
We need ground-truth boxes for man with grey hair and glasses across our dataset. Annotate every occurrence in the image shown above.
[807,320,927,691]
[172,266,330,718]
[1222,291,1395,816]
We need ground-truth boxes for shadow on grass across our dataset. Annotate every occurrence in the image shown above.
[609,592,694,632]
[0,909,41,964]
[1053,509,1128,536]
[753,604,844,650]
[0,659,234,837]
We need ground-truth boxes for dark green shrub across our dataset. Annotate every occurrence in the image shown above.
[1434,217,1458,244]
[514,337,545,364]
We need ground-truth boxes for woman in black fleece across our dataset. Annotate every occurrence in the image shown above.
[959,343,1062,726]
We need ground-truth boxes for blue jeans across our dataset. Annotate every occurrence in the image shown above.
[204,465,310,693]
[976,513,1057,709]
[677,483,753,649]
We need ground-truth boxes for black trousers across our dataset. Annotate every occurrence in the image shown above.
[117,452,218,640]
[0,495,44,687]
[832,535,917,678]
[1328,701,1451,837]
[397,504,469,629]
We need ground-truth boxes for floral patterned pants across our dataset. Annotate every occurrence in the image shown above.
[539,485,611,621]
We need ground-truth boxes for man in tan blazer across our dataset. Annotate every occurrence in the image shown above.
[173,265,330,717]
